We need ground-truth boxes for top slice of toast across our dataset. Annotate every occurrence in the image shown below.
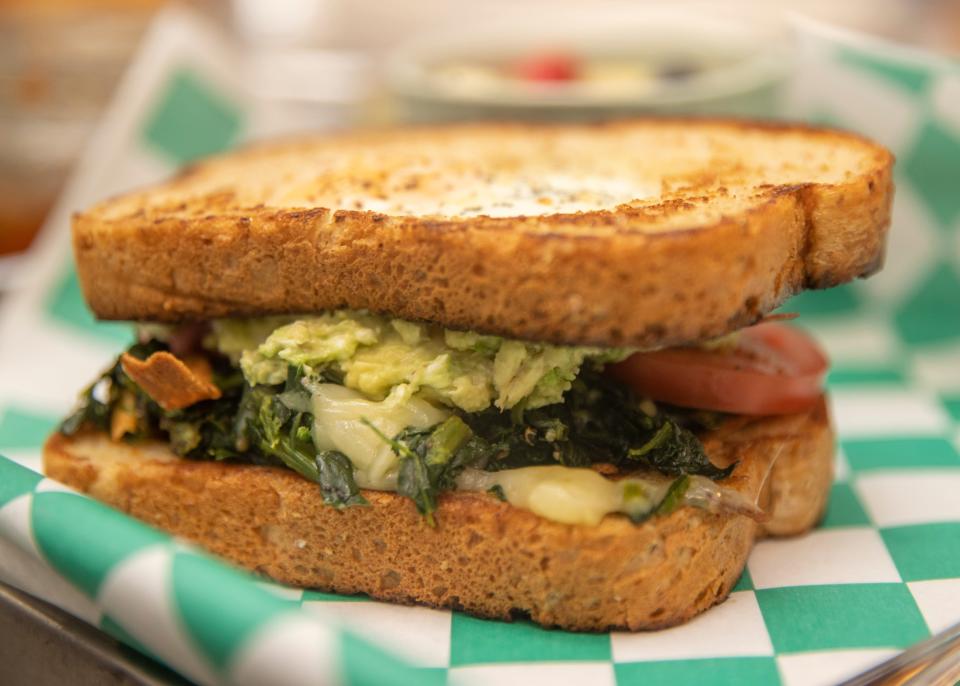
[73,119,893,347]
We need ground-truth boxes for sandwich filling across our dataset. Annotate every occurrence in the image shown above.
[60,310,826,526]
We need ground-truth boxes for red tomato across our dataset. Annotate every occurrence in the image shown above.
[607,323,829,415]
[513,52,579,82]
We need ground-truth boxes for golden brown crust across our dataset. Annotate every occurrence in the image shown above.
[43,398,833,631]
[73,119,893,347]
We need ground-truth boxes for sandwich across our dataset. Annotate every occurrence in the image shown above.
[44,120,893,631]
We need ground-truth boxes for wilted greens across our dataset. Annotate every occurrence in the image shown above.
[61,342,731,520]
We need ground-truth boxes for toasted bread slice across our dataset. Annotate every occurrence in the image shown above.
[43,398,832,631]
[73,120,892,347]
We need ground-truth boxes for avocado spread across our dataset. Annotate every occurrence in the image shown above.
[211,311,626,412]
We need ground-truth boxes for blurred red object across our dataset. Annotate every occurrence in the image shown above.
[0,0,162,258]
[512,51,580,82]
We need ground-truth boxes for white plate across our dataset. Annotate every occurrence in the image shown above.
[387,5,793,116]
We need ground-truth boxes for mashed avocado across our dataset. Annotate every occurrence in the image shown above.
[210,316,297,365]
[209,311,628,412]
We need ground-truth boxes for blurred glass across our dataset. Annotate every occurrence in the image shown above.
[0,2,157,260]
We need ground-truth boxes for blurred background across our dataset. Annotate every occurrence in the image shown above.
[1,0,958,288]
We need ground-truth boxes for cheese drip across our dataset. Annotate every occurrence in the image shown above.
[457,467,667,525]
[458,467,763,526]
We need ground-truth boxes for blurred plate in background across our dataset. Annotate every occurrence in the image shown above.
[387,5,793,122]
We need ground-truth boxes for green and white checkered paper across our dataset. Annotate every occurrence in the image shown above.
[1,9,958,686]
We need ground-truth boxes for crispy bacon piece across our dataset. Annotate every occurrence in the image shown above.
[120,351,221,411]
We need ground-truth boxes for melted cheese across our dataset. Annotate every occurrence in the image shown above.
[310,384,449,489]
[307,384,760,525]
[457,466,670,526]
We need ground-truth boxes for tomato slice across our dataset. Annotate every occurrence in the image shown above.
[607,323,829,415]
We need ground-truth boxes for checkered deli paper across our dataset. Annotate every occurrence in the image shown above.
[1,8,959,686]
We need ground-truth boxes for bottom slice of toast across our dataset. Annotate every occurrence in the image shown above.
[43,398,832,632]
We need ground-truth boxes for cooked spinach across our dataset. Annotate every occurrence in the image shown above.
[59,375,113,436]
[487,484,507,502]
[60,348,369,507]
[316,450,368,508]
[246,391,319,480]
[366,416,476,524]
[159,388,247,461]
[60,340,168,437]
[654,475,691,516]
[453,369,733,480]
